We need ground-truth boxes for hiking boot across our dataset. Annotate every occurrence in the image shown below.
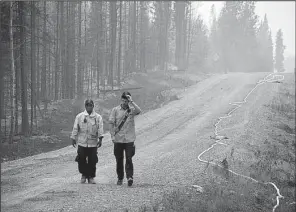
[127,178,133,187]
[81,175,87,184]
[88,178,96,184]
[117,179,123,185]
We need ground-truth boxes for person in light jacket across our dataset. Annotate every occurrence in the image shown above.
[109,92,141,187]
[71,99,104,184]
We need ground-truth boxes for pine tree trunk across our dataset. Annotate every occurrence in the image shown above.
[125,2,132,76]
[65,2,70,99]
[61,2,65,98]
[96,29,100,97]
[9,1,16,142]
[102,2,107,92]
[14,3,20,134]
[175,2,186,70]
[175,3,180,67]
[86,65,89,97]
[139,2,145,71]
[126,2,131,75]
[183,5,188,69]
[36,5,40,102]
[76,2,82,98]
[118,1,122,86]
[84,2,89,97]
[19,1,29,135]
[31,1,36,132]
[96,2,103,97]
[54,2,60,100]
[60,2,65,99]
[131,1,137,73]
[48,39,51,99]
[70,2,76,99]
[66,2,70,99]
[108,2,112,88]
[72,2,75,98]
[0,4,3,136]
[158,2,165,70]
[186,3,192,68]
[123,2,128,77]
[164,2,170,71]
[41,1,47,102]
[135,2,139,71]
[89,67,92,97]
[109,1,117,90]
[84,1,87,96]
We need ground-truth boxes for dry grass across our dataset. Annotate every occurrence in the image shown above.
[137,177,262,212]
[269,80,295,122]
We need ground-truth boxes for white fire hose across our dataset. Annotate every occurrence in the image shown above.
[198,73,285,212]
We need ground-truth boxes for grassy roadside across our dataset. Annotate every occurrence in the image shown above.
[1,70,206,162]
[137,74,295,212]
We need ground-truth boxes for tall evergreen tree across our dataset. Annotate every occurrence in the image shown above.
[238,1,259,72]
[19,1,29,135]
[209,4,219,72]
[217,1,243,73]
[267,30,274,72]
[174,1,187,70]
[275,29,285,72]
[257,14,274,72]
[190,15,209,70]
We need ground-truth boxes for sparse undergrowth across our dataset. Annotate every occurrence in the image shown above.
[135,172,275,212]
[253,76,295,212]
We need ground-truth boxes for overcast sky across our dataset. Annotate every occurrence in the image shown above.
[193,1,295,58]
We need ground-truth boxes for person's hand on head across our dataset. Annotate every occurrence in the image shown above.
[126,95,132,102]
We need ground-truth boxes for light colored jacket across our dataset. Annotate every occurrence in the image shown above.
[109,103,141,143]
[71,110,104,147]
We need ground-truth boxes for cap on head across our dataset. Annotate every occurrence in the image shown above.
[121,91,131,100]
[85,99,94,107]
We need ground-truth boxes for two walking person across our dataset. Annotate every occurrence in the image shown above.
[70,92,141,186]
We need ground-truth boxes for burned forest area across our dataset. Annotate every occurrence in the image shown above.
[0,1,295,212]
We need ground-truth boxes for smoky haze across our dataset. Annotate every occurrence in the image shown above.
[195,1,295,58]
[195,1,295,73]
[0,1,293,153]
[0,2,295,212]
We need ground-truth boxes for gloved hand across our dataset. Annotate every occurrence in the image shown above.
[111,130,116,143]
[111,134,116,143]
[71,138,76,148]
[97,140,102,148]
[97,136,103,148]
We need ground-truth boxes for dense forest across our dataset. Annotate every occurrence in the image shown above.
[0,1,286,140]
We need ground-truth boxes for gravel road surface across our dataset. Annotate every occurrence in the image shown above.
[1,72,284,212]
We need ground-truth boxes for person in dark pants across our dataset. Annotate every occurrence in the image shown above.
[71,99,104,184]
[109,92,141,186]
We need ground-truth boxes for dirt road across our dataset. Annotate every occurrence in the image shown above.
[1,72,290,212]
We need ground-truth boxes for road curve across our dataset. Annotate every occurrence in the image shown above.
[1,72,278,212]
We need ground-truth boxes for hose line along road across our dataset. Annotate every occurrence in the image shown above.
[1,72,285,212]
